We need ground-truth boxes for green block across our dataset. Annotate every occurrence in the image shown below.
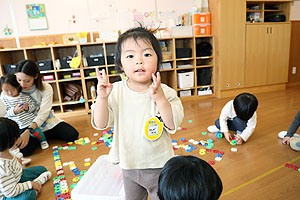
[70,183,77,189]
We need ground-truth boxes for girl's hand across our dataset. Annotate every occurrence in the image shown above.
[96,68,113,99]
[224,132,232,143]
[31,182,42,193]
[22,102,29,111]
[15,130,30,149]
[234,134,243,145]
[282,136,291,145]
[13,104,24,114]
[150,72,165,102]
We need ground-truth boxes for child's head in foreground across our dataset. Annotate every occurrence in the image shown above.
[0,74,22,97]
[115,26,162,77]
[233,93,258,121]
[158,155,223,200]
[0,117,20,152]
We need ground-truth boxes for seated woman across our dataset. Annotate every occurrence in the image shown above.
[1,60,79,156]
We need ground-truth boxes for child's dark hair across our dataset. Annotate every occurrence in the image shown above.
[233,93,258,121]
[0,118,20,152]
[115,26,162,71]
[0,74,22,93]
[158,156,223,200]
[15,60,44,91]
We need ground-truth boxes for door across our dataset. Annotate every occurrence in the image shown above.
[267,24,291,84]
[218,0,246,90]
[245,24,269,87]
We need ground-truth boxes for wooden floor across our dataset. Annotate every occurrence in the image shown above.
[30,87,300,200]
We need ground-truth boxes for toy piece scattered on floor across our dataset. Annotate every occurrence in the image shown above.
[182,127,187,130]
[285,163,300,171]
[216,132,223,138]
[215,157,222,161]
[231,148,238,152]
[208,161,215,165]
[202,131,207,135]
[188,120,193,123]
[199,148,206,155]
[180,138,187,142]
[230,139,237,145]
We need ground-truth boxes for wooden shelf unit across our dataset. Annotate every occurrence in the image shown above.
[246,1,290,23]
[0,35,215,116]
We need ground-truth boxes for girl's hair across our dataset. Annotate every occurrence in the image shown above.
[233,93,258,121]
[15,60,44,91]
[0,74,22,93]
[0,117,20,152]
[158,156,223,200]
[115,25,162,71]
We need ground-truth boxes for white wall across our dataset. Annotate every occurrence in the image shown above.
[0,0,195,38]
[2,0,296,39]
[291,1,300,20]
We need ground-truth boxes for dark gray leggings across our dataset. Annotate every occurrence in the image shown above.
[122,168,162,200]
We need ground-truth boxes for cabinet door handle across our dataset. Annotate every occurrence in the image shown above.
[267,27,269,34]
[270,27,272,34]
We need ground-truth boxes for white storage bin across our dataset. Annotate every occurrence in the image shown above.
[179,90,192,97]
[198,87,213,96]
[171,26,193,37]
[71,155,125,200]
[177,71,194,89]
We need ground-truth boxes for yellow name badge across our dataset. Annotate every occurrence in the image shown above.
[144,117,164,141]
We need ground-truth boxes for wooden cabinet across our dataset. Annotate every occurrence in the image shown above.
[210,0,291,97]
[267,24,291,84]
[0,36,215,116]
[245,1,291,87]
[245,25,269,86]
[210,0,246,90]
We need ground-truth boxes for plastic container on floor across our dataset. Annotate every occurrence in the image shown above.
[71,155,125,200]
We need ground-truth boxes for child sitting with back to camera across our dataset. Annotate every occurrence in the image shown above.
[278,110,300,151]
[91,26,184,200]
[158,155,223,200]
[0,74,49,152]
[207,93,258,144]
[0,117,51,200]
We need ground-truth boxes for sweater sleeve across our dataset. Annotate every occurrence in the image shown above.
[240,112,257,142]
[0,163,32,198]
[286,110,300,137]
[162,85,184,134]
[219,101,233,133]
[32,83,53,127]
[0,99,6,117]
[90,87,115,130]
[1,94,16,117]
[0,178,32,198]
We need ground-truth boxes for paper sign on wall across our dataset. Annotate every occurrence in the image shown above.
[26,4,48,30]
